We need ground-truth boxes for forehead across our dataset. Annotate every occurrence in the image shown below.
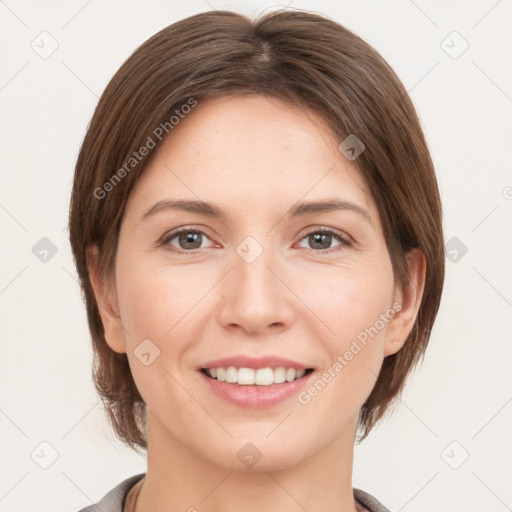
[124,95,376,223]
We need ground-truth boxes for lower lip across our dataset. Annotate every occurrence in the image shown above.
[199,370,315,408]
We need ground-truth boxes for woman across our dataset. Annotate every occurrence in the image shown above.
[69,8,444,512]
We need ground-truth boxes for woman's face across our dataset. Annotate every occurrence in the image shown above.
[93,95,419,471]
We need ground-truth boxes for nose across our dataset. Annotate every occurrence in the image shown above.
[217,242,296,335]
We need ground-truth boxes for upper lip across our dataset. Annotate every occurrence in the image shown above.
[199,356,313,370]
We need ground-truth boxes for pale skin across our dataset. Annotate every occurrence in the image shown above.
[87,95,425,512]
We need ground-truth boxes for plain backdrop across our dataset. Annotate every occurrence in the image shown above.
[1,1,511,511]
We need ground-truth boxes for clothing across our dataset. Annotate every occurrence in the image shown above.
[75,473,392,512]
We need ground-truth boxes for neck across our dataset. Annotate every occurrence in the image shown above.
[136,412,360,512]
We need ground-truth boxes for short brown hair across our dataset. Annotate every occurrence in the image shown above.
[69,9,444,451]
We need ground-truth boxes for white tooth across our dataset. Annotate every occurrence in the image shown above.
[273,367,286,384]
[237,367,255,385]
[211,366,307,385]
[285,368,296,382]
[255,367,274,386]
[225,366,238,383]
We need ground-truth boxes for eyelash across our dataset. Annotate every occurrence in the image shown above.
[160,226,352,255]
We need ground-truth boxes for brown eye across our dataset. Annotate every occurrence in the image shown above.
[297,228,351,252]
[162,229,212,252]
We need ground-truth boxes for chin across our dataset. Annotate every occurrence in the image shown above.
[202,432,317,473]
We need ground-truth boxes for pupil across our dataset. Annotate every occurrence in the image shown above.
[180,232,201,249]
[310,233,330,249]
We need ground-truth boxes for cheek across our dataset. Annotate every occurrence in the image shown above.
[298,260,394,407]
[116,256,207,344]
[114,258,204,409]
[302,260,395,348]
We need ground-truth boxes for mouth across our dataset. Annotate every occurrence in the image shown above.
[200,367,315,386]
[197,356,317,407]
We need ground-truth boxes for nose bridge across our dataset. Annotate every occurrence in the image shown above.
[237,238,276,293]
[217,232,294,332]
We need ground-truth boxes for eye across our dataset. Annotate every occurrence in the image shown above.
[161,228,214,252]
[296,228,352,253]
[160,226,352,254]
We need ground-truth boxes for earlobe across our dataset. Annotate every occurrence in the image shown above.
[384,248,426,357]
[86,245,127,354]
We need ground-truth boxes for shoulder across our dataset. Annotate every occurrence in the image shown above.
[74,473,146,512]
[353,487,393,512]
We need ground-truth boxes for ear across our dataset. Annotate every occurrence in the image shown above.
[383,248,426,357]
[86,245,127,354]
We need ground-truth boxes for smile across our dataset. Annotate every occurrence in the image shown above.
[201,366,314,386]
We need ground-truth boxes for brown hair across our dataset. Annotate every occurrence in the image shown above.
[69,9,444,451]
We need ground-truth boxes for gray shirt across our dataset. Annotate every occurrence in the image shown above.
[76,473,392,512]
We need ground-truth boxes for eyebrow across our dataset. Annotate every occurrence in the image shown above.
[140,198,372,225]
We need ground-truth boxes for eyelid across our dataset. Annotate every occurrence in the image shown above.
[299,225,352,241]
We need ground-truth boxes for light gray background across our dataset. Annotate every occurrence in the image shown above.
[1,1,511,511]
